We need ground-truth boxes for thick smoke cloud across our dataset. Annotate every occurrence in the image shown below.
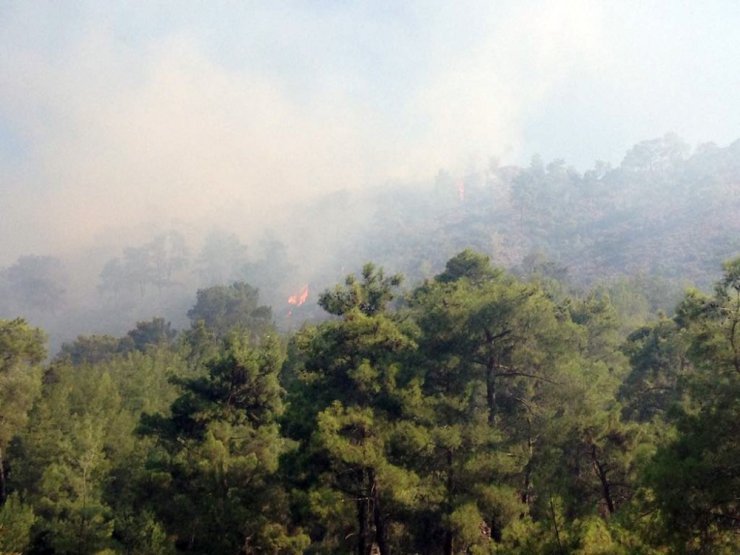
[0,1,738,264]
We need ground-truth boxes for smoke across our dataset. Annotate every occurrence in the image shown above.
[1,1,738,265]
[0,34,381,260]
[0,1,606,263]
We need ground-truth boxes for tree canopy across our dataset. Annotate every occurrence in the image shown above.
[0,254,738,554]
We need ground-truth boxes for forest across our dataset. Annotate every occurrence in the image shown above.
[1,134,739,355]
[3,3,739,552]
[1,245,738,554]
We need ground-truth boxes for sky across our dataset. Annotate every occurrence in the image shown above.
[1,0,739,263]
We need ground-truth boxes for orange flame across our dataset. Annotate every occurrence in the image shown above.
[288,284,309,306]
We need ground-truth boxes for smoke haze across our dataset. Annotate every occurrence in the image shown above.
[2,1,739,263]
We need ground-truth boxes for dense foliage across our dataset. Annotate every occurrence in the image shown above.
[0,250,737,554]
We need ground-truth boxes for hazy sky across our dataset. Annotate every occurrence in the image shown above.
[1,1,739,263]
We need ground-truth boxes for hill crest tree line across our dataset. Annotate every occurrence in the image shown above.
[2,134,739,356]
[0,249,738,554]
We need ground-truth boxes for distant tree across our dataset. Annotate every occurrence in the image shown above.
[620,132,689,175]
[99,231,190,300]
[195,230,249,287]
[2,255,67,313]
[242,234,297,304]
[517,251,569,285]
[318,262,403,316]
[58,334,122,365]
[436,249,500,284]
[187,281,272,339]
[122,245,156,298]
[510,155,544,222]
[509,155,582,228]
[98,257,137,301]
[122,317,177,353]
[148,231,189,294]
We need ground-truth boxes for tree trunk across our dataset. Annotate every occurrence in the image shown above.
[444,531,453,555]
[549,496,565,554]
[486,358,497,426]
[591,445,615,515]
[490,515,502,542]
[521,419,534,507]
[369,469,390,555]
[0,446,6,505]
[357,469,369,555]
[444,449,454,555]
[483,328,510,425]
[357,496,368,555]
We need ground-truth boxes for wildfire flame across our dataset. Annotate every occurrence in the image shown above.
[457,180,465,202]
[288,284,309,306]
